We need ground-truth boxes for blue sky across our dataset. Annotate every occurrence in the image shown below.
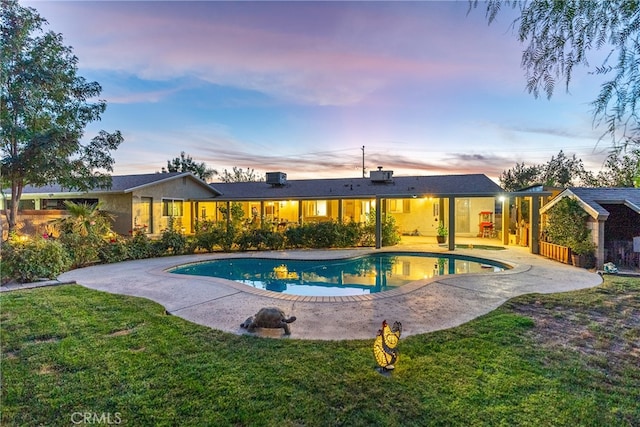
[25,1,610,182]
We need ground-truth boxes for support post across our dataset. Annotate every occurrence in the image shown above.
[596,220,605,269]
[375,196,382,249]
[448,197,455,251]
[530,196,540,254]
[502,197,510,245]
[260,201,265,226]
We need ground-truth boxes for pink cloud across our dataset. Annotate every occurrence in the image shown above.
[31,1,523,106]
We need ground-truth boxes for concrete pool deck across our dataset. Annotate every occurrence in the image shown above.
[49,242,603,340]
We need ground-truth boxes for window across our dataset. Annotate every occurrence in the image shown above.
[42,198,98,210]
[162,199,183,217]
[306,200,327,216]
[389,199,411,213]
[19,199,36,210]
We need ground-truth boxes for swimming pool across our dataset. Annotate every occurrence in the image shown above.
[170,252,510,297]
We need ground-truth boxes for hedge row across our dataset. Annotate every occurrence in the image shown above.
[1,218,400,283]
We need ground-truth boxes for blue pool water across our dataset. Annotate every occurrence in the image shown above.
[170,252,509,297]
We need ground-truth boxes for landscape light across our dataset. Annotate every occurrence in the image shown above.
[373,319,402,373]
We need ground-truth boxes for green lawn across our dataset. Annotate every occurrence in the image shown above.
[1,276,638,426]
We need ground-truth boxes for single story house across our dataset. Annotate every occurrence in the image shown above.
[2,169,550,253]
[539,187,640,269]
[1,172,220,238]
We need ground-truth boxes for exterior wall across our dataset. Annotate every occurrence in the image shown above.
[1,194,133,237]
[1,210,68,239]
[130,177,215,234]
[586,217,603,268]
[389,197,442,236]
[100,194,133,235]
[602,204,640,268]
[1,177,217,238]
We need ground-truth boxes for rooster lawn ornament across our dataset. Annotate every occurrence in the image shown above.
[373,319,402,372]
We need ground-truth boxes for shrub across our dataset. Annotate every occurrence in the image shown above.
[544,197,598,262]
[335,221,363,247]
[381,214,401,246]
[215,223,237,252]
[1,235,71,283]
[284,224,307,248]
[571,239,596,256]
[158,225,188,255]
[193,219,220,252]
[58,232,103,268]
[51,200,119,268]
[284,223,321,248]
[263,229,286,250]
[545,198,591,247]
[126,233,156,260]
[363,210,401,247]
[97,238,130,263]
[52,200,115,237]
[238,226,286,251]
[237,229,260,251]
[284,221,366,249]
[216,203,244,251]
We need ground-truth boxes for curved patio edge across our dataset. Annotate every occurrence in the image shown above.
[56,246,602,340]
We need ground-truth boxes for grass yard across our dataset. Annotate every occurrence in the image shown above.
[1,276,638,426]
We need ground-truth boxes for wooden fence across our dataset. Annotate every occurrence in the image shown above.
[539,241,572,264]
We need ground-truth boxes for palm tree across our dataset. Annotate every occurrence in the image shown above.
[52,201,114,236]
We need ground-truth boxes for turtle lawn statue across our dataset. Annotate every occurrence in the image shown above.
[240,307,297,335]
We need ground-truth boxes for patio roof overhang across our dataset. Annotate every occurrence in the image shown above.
[193,191,510,203]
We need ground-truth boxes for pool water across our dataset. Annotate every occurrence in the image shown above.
[170,252,509,297]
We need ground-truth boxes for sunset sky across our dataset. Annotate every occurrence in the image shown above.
[25,1,611,182]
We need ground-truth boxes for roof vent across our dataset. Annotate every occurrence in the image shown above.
[266,172,287,186]
[370,166,393,183]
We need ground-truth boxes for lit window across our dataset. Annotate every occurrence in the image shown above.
[306,200,327,216]
[162,199,183,217]
[316,200,327,216]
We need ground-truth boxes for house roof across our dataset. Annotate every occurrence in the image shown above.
[19,172,221,196]
[539,187,640,220]
[209,173,504,201]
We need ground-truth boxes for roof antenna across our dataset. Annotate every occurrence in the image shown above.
[362,145,365,178]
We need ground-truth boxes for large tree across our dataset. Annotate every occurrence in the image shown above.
[539,150,592,188]
[0,0,123,232]
[162,151,217,182]
[499,150,594,190]
[218,166,263,183]
[473,1,640,148]
[499,161,541,192]
[596,147,640,187]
